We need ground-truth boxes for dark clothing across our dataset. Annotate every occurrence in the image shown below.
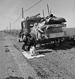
[20,17,36,51]
[22,33,36,51]
[19,20,31,40]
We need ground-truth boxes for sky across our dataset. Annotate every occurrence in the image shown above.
[0,0,75,30]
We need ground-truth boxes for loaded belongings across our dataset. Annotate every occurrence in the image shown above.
[45,14,66,24]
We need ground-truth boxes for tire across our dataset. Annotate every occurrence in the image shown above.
[22,44,27,51]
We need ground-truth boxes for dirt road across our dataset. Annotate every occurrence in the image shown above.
[0,32,39,79]
[1,32,75,79]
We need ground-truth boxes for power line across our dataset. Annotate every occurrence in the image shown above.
[25,0,42,12]
[13,14,21,24]
[12,0,43,24]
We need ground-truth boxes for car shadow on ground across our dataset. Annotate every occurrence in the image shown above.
[36,40,75,54]
[36,49,52,54]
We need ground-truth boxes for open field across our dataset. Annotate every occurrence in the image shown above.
[0,28,75,79]
[4,28,75,37]
[63,28,75,36]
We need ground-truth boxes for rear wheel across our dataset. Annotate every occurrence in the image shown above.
[22,44,29,51]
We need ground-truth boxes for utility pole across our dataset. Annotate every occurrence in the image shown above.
[22,8,24,18]
[47,3,50,16]
[9,22,11,32]
[42,9,45,17]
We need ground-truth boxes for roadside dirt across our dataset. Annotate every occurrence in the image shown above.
[1,32,75,79]
[0,32,40,79]
[10,34,75,79]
